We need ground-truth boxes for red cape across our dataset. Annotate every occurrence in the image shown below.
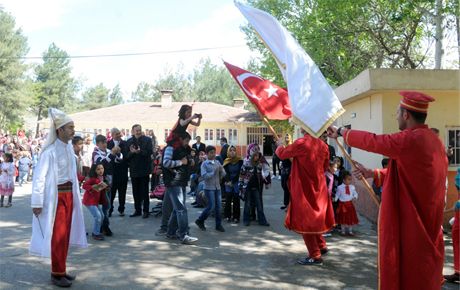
[344,125,447,290]
[276,134,335,234]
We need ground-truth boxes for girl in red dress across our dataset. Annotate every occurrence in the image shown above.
[334,171,359,236]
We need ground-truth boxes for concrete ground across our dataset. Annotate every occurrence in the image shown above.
[0,179,457,290]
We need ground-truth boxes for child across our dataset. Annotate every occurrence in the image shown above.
[195,145,226,232]
[443,167,460,284]
[167,104,202,144]
[239,151,270,227]
[18,151,32,186]
[223,145,243,223]
[0,153,15,207]
[82,164,109,240]
[334,171,359,236]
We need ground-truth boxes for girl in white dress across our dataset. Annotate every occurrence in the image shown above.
[0,153,15,207]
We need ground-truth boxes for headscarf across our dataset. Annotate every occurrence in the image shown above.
[245,143,268,164]
[42,108,73,150]
[223,145,242,167]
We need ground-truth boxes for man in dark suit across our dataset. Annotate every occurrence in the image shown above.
[192,136,206,153]
[219,137,229,161]
[126,124,153,218]
[107,128,129,217]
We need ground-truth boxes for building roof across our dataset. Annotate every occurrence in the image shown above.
[335,69,460,105]
[40,101,261,128]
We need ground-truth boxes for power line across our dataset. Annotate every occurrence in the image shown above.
[4,44,247,60]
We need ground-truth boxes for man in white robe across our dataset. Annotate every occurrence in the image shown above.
[30,108,87,287]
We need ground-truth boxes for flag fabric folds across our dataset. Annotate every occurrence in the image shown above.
[235,1,345,137]
[224,61,291,120]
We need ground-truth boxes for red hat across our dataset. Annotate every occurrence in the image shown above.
[399,91,435,114]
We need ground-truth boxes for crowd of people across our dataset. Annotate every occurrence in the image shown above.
[1,90,458,289]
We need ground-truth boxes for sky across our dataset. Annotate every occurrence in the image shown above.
[2,0,258,99]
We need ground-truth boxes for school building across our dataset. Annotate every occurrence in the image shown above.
[40,91,277,156]
[332,68,460,225]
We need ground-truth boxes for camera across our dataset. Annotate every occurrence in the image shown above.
[196,113,202,119]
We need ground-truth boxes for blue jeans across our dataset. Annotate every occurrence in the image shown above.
[86,205,103,235]
[160,186,186,231]
[166,186,189,240]
[198,189,222,226]
[243,188,268,225]
[19,170,28,186]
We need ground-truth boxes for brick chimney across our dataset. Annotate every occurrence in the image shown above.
[233,98,245,109]
[161,90,173,108]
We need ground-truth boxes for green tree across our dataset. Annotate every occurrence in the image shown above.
[130,81,157,102]
[152,67,191,102]
[81,83,110,110]
[190,58,244,105]
[109,83,123,105]
[0,9,29,131]
[33,43,78,134]
[243,0,454,86]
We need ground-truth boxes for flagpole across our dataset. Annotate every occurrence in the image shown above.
[253,106,279,141]
[335,139,380,207]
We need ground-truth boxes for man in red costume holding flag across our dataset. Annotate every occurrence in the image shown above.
[275,128,335,265]
[328,91,447,290]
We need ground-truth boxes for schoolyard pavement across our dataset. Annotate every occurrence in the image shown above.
[0,180,457,290]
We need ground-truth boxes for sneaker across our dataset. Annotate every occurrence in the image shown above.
[195,219,206,231]
[119,211,125,217]
[181,235,198,245]
[216,225,225,232]
[259,222,270,227]
[232,219,240,224]
[297,257,323,266]
[155,228,167,236]
[443,272,460,283]
[277,176,281,180]
[92,233,105,240]
[165,234,177,240]
[51,275,72,287]
[5,203,12,208]
[271,175,276,179]
[129,212,142,217]
[280,205,287,210]
[320,248,329,256]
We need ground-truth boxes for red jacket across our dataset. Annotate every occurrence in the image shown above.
[82,177,108,206]
[276,134,335,234]
[344,124,447,290]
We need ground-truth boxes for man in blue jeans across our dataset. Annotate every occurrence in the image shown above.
[162,132,197,245]
[195,146,226,232]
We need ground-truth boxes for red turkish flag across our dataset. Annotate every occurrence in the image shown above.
[224,61,291,120]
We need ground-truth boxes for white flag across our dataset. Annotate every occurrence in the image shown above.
[235,1,345,137]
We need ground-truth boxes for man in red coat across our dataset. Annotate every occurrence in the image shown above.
[328,91,448,290]
[276,129,335,266]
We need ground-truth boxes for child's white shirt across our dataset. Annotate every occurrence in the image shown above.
[335,184,358,202]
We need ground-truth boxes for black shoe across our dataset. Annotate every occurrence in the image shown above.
[129,212,141,217]
[297,257,323,266]
[216,225,225,232]
[195,219,206,231]
[64,273,76,281]
[244,222,250,226]
[102,227,113,237]
[259,222,270,227]
[142,213,149,218]
[119,211,125,217]
[444,272,460,283]
[280,205,287,210]
[320,248,329,256]
[232,219,240,224]
[193,204,204,208]
[191,201,197,206]
[51,275,72,287]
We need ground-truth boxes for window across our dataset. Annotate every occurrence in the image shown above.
[447,127,460,166]
[216,128,225,140]
[228,129,237,144]
[210,129,214,141]
[205,129,209,141]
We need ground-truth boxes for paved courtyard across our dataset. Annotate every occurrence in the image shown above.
[0,180,457,290]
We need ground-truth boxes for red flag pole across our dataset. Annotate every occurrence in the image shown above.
[251,103,279,141]
[336,139,380,207]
